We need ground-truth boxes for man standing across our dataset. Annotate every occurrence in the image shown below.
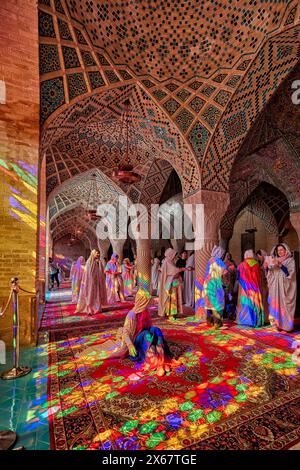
[176,250,188,279]
[49,257,60,290]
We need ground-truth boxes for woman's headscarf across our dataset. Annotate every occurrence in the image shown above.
[244,249,255,259]
[76,256,85,266]
[133,289,152,313]
[210,245,225,260]
[164,248,177,263]
[89,249,100,260]
[271,243,292,263]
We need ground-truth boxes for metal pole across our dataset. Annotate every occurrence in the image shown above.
[1,278,32,380]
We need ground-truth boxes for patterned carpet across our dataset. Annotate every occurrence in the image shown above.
[46,316,300,450]
[40,296,133,331]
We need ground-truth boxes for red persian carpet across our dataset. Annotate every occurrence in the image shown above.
[40,301,135,331]
[46,318,300,450]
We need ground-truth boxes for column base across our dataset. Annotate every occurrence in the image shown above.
[1,366,32,380]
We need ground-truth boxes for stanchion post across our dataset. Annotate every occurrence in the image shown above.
[1,277,32,380]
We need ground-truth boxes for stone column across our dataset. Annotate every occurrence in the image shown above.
[184,189,230,321]
[110,239,126,262]
[97,238,110,261]
[136,236,151,292]
[290,212,300,251]
[170,238,185,254]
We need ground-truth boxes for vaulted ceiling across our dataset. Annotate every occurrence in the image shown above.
[39,0,300,212]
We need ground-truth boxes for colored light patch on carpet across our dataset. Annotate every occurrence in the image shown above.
[46,320,300,450]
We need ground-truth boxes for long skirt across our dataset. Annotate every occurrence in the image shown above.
[129,326,172,369]
[165,279,183,318]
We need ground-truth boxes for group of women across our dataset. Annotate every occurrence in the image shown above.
[70,250,136,315]
[71,242,297,378]
[203,243,297,333]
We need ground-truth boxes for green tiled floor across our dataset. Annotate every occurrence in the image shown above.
[0,345,50,450]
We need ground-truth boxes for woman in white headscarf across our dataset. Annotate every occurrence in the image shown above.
[158,248,189,320]
[76,250,107,315]
[265,243,296,332]
[71,256,86,303]
[151,257,161,295]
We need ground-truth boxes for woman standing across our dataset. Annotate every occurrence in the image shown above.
[77,289,175,377]
[236,250,264,328]
[105,253,125,304]
[122,258,134,297]
[256,249,269,324]
[265,243,296,332]
[71,256,86,303]
[158,248,188,320]
[203,246,228,329]
[76,250,107,315]
[151,257,161,295]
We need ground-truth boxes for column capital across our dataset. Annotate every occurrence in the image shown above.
[290,211,300,233]
[184,189,230,242]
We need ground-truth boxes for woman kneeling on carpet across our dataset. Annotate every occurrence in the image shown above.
[77,289,177,377]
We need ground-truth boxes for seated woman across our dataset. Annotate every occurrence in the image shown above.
[77,289,176,376]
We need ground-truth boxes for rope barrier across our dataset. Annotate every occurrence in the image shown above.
[0,289,13,318]
[19,286,37,295]
[0,277,32,380]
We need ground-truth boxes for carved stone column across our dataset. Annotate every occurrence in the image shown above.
[136,236,151,292]
[97,238,111,261]
[170,238,185,254]
[290,212,300,251]
[184,189,230,321]
[110,239,126,262]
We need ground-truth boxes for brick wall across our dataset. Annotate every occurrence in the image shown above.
[0,0,39,345]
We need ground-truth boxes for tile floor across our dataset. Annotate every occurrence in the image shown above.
[0,344,50,450]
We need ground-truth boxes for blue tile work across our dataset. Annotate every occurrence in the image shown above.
[0,345,50,450]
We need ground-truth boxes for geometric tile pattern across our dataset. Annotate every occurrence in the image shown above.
[42,84,202,197]
[188,121,211,165]
[201,104,222,129]
[220,136,297,237]
[66,0,294,82]
[67,73,88,100]
[203,24,300,191]
[39,44,61,75]
[40,77,65,124]
[88,71,105,90]
[58,18,72,41]
[48,168,127,218]
[62,46,80,69]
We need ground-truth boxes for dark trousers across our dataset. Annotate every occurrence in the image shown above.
[50,272,60,288]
